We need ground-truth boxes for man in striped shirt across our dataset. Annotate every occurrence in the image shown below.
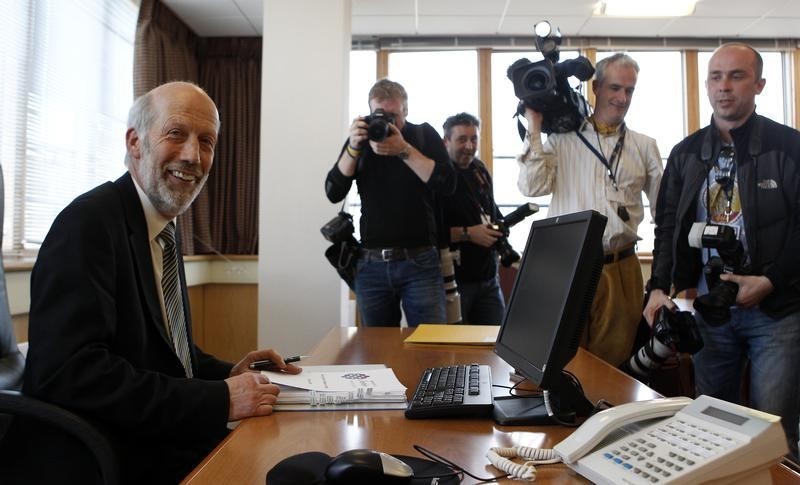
[517,53,663,367]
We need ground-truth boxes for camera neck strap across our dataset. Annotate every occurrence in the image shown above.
[575,123,626,190]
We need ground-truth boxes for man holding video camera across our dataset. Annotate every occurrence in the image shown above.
[644,43,800,460]
[441,113,506,324]
[325,79,455,327]
[516,53,663,367]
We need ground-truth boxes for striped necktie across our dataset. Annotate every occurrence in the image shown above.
[159,222,193,378]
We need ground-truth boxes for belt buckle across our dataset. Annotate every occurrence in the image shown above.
[380,248,394,261]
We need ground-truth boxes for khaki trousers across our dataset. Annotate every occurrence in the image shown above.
[582,252,644,367]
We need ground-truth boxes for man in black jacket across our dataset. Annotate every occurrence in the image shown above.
[325,79,455,327]
[21,82,301,483]
[644,43,800,459]
[441,113,505,324]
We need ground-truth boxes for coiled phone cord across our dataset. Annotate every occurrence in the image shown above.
[486,446,561,481]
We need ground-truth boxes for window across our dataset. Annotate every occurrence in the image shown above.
[0,0,138,252]
[389,50,479,136]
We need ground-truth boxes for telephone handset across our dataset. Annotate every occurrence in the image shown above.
[488,395,787,484]
[555,396,692,463]
[555,395,787,484]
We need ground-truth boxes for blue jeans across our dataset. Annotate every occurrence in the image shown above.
[457,275,505,325]
[693,307,800,460]
[355,248,446,327]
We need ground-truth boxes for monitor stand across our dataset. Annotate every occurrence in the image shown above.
[492,373,593,426]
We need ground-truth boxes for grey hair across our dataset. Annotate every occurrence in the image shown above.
[124,91,156,167]
[594,53,640,84]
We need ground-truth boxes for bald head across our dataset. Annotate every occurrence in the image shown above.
[706,43,765,135]
[125,81,220,219]
[711,43,763,79]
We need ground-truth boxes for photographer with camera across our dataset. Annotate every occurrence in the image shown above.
[645,43,800,460]
[324,79,455,327]
[516,52,663,367]
[440,113,506,324]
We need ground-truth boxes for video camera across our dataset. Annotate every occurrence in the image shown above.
[622,305,703,380]
[489,203,539,267]
[363,108,396,142]
[506,21,594,135]
[688,222,748,326]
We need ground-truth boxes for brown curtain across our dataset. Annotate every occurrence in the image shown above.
[197,38,261,254]
[132,0,260,255]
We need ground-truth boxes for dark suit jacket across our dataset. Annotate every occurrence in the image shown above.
[21,173,233,484]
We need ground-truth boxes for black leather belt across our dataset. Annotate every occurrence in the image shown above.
[360,246,435,262]
[604,246,636,264]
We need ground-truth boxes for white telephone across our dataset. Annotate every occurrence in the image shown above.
[554,395,787,484]
[487,395,787,484]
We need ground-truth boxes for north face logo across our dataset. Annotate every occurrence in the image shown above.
[757,179,778,189]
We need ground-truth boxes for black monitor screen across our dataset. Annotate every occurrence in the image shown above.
[495,210,606,393]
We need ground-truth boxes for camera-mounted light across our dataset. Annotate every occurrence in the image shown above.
[533,21,562,61]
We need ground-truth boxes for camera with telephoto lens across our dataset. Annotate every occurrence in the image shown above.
[489,203,539,267]
[688,222,749,326]
[362,108,396,142]
[506,21,594,135]
[623,305,704,380]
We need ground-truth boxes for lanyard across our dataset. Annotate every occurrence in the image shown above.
[576,124,627,189]
[706,145,737,223]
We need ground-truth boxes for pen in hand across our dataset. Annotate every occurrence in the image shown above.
[249,355,308,371]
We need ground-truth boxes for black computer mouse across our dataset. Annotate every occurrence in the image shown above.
[324,449,414,485]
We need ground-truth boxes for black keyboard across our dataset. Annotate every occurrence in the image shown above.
[405,364,493,419]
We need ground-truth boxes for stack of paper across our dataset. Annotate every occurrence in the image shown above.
[262,364,408,411]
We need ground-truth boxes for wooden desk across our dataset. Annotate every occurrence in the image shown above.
[183,327,800,484]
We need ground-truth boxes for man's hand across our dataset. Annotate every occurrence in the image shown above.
[348,117,368,150]
[370,123,411,158]
[469,224,504,248]
[643,289,676,326]
[225,372,282,421]
[720,274,774,308]
[230,349,303,377]
[524,107,543,135]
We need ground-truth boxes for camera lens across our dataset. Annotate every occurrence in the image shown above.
[367,118,390,142]
[522,66,554,95]
[693,281,738,326]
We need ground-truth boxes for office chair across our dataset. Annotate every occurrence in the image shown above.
[0,168,121,485]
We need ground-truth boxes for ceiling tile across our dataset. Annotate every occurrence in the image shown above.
[162,0,240,20]
[352,16,418,36]
[233,0,263,18]
[660,17,765,38]
[186,16,260,37]
[352,0,415,16]
[416,16,503,35]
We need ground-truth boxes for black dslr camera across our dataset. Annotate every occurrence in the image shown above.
[489,203,539,267]
[507,21,594,135]
[688,222,748,326]
[363,108,396,142]
[623,306,704,380]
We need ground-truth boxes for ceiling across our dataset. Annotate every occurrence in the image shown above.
[160,0,800,40]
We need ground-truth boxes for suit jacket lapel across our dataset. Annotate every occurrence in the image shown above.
[114,173,172,347]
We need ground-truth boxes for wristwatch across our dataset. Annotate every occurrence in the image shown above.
[459,226,470,242]
[398,144,411,160]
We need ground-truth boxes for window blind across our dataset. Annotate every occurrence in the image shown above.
[0,0,137,252]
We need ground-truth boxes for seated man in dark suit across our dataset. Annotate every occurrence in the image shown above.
[20,81,301,484]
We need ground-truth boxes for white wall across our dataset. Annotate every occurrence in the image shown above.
[259,0,352,354]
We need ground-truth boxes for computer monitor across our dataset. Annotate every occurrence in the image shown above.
[493,209,607,425]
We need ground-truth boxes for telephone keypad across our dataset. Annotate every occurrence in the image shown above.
[598,415,745,483]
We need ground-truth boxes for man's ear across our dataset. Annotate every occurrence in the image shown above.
[126,127,142,161]
[591,79,599,95]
